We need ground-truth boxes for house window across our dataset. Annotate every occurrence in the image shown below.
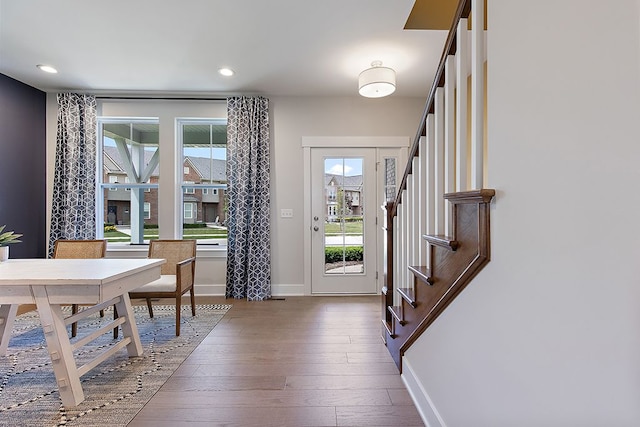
[97,118,159,245]
[184,202,195,220]
[179,119,228,245]
[144,202,151,220]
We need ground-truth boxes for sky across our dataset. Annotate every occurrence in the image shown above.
[324,158,363,176]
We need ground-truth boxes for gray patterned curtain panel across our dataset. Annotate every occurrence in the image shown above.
[225,96,271,300]
[48,93,97,257]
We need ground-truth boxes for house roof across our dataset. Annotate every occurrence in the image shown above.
[103,146,227,182]
[325,174,363,189]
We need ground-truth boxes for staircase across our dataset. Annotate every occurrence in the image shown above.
[382,0,495,370]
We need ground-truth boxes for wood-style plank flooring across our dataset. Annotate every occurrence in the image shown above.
[129,296,424,426]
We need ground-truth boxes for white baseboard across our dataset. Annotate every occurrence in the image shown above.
[402,358,447,427]
[194,283,305,297]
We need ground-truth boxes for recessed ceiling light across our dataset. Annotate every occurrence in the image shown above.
[218,68,234,77]
[37,64,58,74]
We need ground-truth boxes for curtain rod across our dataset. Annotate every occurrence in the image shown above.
[95,96,227,101]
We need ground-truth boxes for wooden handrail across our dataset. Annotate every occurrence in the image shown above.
[392,0,472,218]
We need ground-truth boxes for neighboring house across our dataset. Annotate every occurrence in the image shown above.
[102,146,226,226]
[324,173,362,221]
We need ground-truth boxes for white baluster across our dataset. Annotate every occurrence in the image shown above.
[456,18,469,191]
[419,136,429,268]
[471,0,485,189]
[406,175,414,271]
[425,115,435,268]
[444,55,456,237]
[434,87,445,236]
[412,156,421,267]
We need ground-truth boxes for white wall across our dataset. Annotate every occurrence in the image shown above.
[404,1,640,425]
[46,95,425,295]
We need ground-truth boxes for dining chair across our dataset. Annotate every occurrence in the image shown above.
[128,240,196,336]
[52,239,109,337]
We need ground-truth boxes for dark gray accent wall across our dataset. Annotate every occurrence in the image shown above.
[0,74,47,258]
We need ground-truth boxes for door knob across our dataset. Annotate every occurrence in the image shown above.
[313,226,319,231]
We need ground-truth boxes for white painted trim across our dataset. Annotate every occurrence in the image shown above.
[303,146,313,295]
[301,136,409,148]
[194,283,305,297]
[106,246,227,259]
[402,358,447,427]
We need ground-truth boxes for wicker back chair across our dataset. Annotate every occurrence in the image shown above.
[53,239,106,259]
[52,239,108,337]
[128,240,197,336]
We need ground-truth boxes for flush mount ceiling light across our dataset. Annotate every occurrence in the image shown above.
[358,60,396,98]
[218,68,234,77]
[37,64,58,74]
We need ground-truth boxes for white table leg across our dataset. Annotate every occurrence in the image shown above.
[0,304,18,355]
[113,292,143,357]
[32,286,84,407]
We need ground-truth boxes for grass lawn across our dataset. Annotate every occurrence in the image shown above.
[324,221,363,235]
[104,227,228,242]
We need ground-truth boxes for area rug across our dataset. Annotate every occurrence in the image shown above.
[0,304,231,427]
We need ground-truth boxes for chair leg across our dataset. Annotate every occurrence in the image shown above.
[113,305,119,339]
[146,298,154,318]
[176,296,181,336]
[71,304,78,338]
[190,287,196,316]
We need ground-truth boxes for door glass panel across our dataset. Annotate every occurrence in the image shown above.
[384,158,397,201]
[323,158,364,275]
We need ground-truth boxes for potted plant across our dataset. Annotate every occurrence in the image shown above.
[0,225,22,261]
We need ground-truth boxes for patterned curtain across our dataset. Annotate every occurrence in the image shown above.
[225,96,271,300]
[48,93,97,257]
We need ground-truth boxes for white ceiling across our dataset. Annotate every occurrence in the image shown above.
[0,0,447,98]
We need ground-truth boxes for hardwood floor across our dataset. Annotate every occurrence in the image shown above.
[129,296,424,426]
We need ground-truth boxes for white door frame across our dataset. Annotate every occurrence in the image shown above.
[302,136,409,296]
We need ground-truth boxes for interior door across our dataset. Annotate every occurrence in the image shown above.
[310,148,377,294]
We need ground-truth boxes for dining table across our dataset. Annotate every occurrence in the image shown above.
[0,257,165,407]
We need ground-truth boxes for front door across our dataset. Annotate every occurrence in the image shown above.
[310,148,377,294]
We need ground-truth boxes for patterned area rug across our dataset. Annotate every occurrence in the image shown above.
[0,304,231,427]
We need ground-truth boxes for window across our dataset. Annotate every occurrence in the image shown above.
[184,202,194,220]
[179,119,227,245]
[97,118,159,245]
[108,175,118,191]
[184,181,195,194]
[97,106,228,249]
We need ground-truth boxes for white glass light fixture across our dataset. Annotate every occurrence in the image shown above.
[358,61,396,98]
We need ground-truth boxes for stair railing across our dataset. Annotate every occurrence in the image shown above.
[382,0,494,369]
